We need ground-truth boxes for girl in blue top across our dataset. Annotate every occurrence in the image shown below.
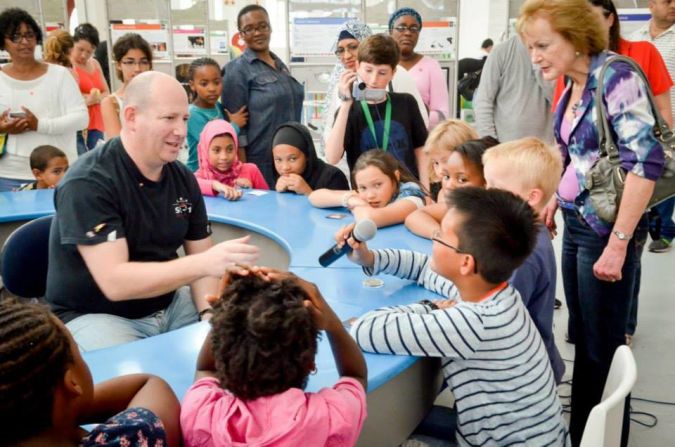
[186,58,248,172]
[309,149,426,227]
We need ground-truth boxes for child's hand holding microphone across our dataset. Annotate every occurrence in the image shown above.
[334,223,375,268]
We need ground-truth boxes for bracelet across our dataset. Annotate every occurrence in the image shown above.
[342,191,356,209]
[338,91,352,102]
[198,308,213,321]
[418,299,439,310]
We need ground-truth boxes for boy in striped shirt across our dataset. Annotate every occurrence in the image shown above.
[348,188,569,446]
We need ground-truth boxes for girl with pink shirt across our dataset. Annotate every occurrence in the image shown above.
[195,119,268,200]
[180,267,368,447]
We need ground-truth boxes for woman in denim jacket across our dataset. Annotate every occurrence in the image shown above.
[221,5,304,186]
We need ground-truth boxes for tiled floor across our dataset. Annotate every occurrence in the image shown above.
[550,218,675,446]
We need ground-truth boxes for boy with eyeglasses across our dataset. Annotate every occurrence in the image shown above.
[346,187,569,446]
[325,34,429,189]
[337,137,566,387]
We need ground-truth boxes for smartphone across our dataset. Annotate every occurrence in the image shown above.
[9,111,27,119]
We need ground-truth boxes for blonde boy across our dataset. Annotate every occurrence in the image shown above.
[482,137,561,216]
[482,137,564,383]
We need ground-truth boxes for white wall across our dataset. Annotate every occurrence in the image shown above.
[458,0,490,60]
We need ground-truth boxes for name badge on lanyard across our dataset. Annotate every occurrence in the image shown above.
[360,96,392,151]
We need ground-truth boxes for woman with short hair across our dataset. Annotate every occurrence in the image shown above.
[518,0,666,444]
[0,8,87,191]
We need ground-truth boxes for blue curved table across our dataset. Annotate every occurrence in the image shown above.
[0,190,442,446]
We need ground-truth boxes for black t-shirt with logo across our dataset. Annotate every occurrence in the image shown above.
[342,92,428,178]
[46,137,211,323]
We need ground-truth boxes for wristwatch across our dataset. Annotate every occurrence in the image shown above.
[612,229,632,241]
[337,91,352,102]
[418,299,439,310]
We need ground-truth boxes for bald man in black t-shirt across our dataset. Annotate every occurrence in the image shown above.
[46,72,259,351]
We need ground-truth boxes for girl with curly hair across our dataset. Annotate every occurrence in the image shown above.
[180,268,367,447]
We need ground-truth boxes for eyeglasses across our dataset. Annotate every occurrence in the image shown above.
[392,25,420,34]
[431,230,463,253]
[121,59,151,67]
[240,22,270,37]
[8,32,37,43]
[431,230,479,273]
[335,43,359,57]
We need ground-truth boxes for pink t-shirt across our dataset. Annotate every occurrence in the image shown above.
[557,115,579,202]
[196,163,269,196]
[180,377,367,447]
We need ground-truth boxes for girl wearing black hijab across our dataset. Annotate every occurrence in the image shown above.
[271,122,349,195]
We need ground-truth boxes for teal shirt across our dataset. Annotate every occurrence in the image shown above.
[187,103,240,172]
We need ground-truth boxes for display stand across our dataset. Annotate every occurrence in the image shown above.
[103,0,230,91]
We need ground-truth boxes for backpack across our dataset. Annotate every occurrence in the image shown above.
[458,69,482,102]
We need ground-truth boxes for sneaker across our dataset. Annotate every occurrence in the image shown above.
[554,298,562,310]
[648,238,672,253]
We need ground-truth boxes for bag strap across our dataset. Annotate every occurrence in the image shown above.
[595,55,672,166]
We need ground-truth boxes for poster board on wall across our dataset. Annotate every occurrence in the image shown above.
[417,20,457,59]
[110,23,170,60]
[291,17,349,57]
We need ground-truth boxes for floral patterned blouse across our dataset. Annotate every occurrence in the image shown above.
[81,407,166,447]
[553,50,665,236]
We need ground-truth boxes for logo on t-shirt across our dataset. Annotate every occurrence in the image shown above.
[173,197,193,217]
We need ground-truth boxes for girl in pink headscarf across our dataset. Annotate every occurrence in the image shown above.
[195,120,268,200]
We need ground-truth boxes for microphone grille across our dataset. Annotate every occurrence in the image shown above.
[353,218,377,242]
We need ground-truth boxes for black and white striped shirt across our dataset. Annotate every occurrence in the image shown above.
[363,248,457,298]
[353,258,569,446]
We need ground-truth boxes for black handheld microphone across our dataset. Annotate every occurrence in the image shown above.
[319,219,377,267]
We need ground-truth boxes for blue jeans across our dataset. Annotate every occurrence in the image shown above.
[66,287,198,351]
[561,208,646,447]
[77,129,104,155]
[626,230,647,336]
[566,215,647,339]
[0,177,31,192]
[649,197,675,241]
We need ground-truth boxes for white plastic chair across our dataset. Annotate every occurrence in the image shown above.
[580,345,637,447]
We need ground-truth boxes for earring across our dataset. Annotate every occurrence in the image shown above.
[311,367,318,375]
[575,51,580,57]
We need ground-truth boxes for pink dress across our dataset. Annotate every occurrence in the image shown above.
[194,119,269,196]
[408,55,450,128]
[197,164,268,196]
[180,377,367,447]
